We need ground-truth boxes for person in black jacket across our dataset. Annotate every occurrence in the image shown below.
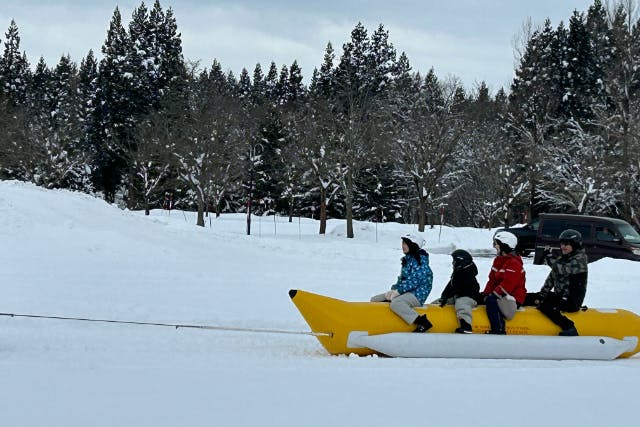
[439,249,481,333]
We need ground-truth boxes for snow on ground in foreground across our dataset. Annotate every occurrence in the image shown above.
[1,180,639,427]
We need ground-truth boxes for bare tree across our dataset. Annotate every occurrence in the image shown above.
[289,98,340,234]
[128,111,174,215]
[395,75,465,231]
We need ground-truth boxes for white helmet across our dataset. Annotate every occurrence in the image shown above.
[494,231,517,251]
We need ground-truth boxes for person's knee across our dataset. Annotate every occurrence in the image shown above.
[389,298,404,311]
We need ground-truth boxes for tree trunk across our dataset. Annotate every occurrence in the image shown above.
[346,198,354,238]
[288,195,294,223]
[418,195,426,232]
[196,198,205,227]
[346,173,354,238]
[319,187,327,234]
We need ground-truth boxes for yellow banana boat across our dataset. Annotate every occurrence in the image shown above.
[289,289,640,359]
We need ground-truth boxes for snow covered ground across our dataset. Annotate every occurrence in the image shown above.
[1,180,639,426]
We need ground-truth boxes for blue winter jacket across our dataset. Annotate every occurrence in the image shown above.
[391,252,433,304]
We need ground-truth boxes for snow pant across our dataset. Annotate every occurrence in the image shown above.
[454,296,477,325]
[371,292,421,325]
[537,293,578,331]
[390,292,422,325]
[485,294,505,333]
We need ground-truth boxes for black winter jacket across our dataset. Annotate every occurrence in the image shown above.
[440,263,481,301]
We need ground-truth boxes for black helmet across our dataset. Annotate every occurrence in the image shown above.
[451,249,473,269]
[559,229,583,248]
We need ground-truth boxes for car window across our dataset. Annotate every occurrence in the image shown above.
[539,220,566,238]
[595,225,616,241]
[616,223,640,244]
[567,223,593,240]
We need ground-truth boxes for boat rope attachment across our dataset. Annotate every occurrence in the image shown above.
[0,312,332,337]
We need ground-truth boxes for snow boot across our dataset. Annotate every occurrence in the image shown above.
[485,329,506,335]
[559,326,579,336]
[455,319,472,334]
[413,314,433,333]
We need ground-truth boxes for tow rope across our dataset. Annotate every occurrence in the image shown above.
[0,312,332,337]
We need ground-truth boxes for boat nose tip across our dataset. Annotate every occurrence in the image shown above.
[289,289,298,299]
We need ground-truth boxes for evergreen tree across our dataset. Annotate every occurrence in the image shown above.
[251,63,266,103]
[316,42,335,98]
[286,60,304,104]
[276,64,289,104]
[29,57,53,114]
[332,22,396,238]
[42,55,90,189]
[78,50,99,151]
[94,7,134,202]
[127,2,154,114]
[265,61,279,103]
[563,10,595,120]
[0,20,30,105]
[154,4,186,97]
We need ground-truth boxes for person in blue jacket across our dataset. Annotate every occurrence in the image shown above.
[371,234,434,332]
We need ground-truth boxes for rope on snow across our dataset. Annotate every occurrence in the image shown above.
[0,312,332,337]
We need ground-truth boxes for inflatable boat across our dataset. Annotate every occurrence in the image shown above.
[289,289,640,360]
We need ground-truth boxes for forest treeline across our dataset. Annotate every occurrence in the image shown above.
[0,0,639,236]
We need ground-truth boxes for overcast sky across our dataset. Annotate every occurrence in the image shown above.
[1,0,596,92]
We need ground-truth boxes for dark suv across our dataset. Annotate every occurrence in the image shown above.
[495,218,540,256]
[533,214,640,264]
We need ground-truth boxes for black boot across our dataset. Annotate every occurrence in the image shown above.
[413,314,433,333]
[455,319,472,334]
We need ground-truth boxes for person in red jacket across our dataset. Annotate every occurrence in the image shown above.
[482,231,527,334]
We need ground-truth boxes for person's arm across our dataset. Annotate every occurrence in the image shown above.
[440,280,453,301]
[494,257,524,296]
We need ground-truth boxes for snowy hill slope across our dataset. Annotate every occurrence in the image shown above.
[1,180,639,427]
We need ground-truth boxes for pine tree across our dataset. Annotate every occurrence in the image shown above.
[43,55,90,189]
[332,22,396,238]
[265,61,279,103]
[251,63,266,104]
[287,60,304,104]
[78,50,99,148]
[127,2,154,114]
[507,20,561,219]
[316,42,335,98]
[29,57,53,114]
[276,64,288,104]
[0,20,30,106]
[563,10,594,120]
[599,3,640,223]
[238,67,252,99]
[154,4,186,98]
[94,7,134,202]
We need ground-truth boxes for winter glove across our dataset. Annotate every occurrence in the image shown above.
[544,247,555,266]
[534,293,546,307]
[385,290,400,301]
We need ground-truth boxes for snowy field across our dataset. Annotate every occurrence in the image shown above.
[1,180,639,427]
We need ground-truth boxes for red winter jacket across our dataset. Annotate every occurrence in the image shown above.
[483,254,527,305]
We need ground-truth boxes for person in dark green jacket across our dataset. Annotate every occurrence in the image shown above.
[536,229,588,336]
